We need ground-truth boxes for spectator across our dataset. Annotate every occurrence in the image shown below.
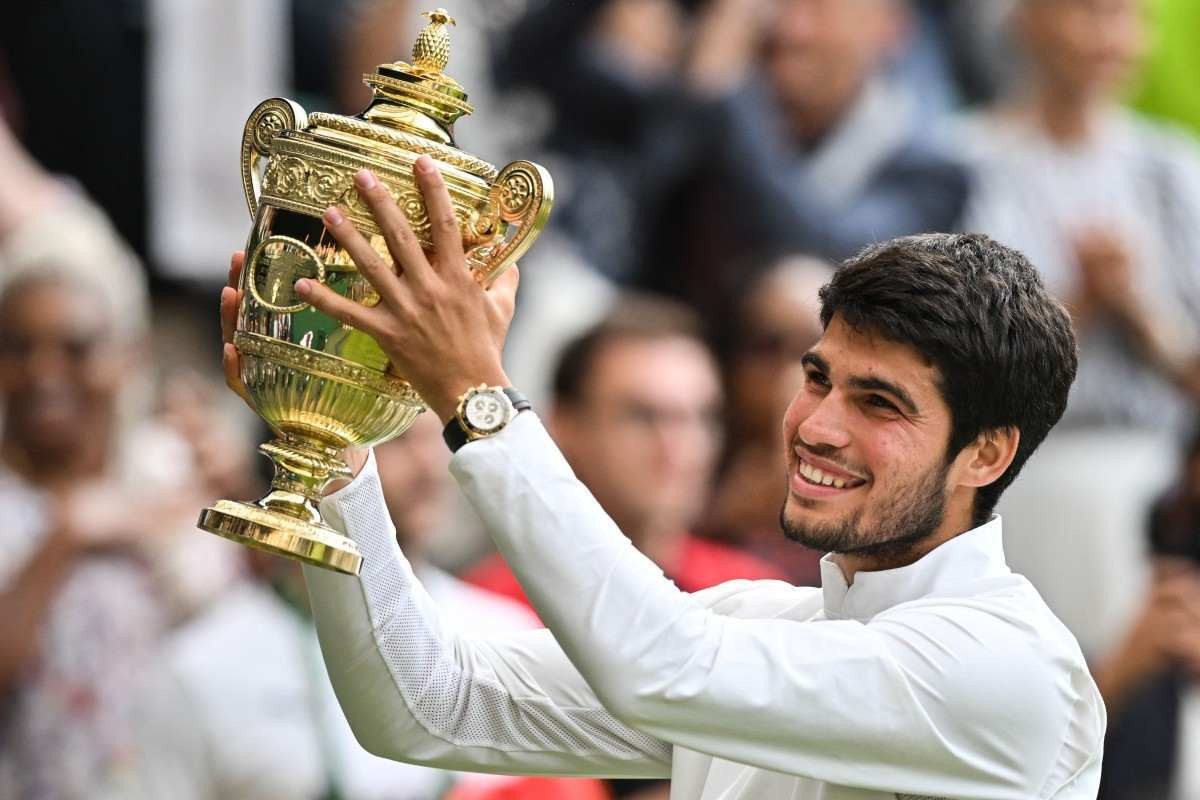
[467,297,785,605]
[707,257,831,585]
[497,0,969,324]
[129,413,552,800]
[1090,425,1200,800]
[0,272,237,798]
[960,0,1200,431]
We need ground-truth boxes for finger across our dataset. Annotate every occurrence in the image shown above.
[222,343,253,407]
[413,156,463,268]
[323,203,409,305]
[296,277,388,335]
[220,286,239,345]
[352,169,433,284]
[229,251,245,289]
[489,263,520,318]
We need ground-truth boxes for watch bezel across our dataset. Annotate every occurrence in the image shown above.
[456,385,517,439]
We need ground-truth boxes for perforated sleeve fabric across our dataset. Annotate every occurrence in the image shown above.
[301,451,672,779]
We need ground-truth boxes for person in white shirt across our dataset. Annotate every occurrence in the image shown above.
[218,160,1106,799]
[128,412,539,800]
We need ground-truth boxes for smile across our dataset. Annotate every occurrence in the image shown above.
[798,460,859,489]
[790,452,868,498]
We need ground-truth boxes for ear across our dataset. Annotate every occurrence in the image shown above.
[956,427,1021,490]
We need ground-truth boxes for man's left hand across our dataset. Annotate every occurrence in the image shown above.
[296,156,519,423]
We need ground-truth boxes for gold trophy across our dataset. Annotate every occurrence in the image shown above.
[198,8,553,575]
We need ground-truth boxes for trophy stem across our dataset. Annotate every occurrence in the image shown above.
[259,435,351,521]
[197,434,363,575]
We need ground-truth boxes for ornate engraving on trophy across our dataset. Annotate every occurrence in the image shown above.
[200,8,553,575]
[247,236,326,313]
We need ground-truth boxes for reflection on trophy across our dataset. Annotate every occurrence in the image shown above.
[198,8,554,575]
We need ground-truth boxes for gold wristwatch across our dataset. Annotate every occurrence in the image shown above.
[442,385,532,453]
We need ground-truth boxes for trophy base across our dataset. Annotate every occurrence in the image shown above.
[198,499,363,576]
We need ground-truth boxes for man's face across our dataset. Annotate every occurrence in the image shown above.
[0,280,123,457]
[780,315,956,556]
[765,0,903,133]
[1018,0,1146,98]
[375,412,452,551]
[553,336,723,537]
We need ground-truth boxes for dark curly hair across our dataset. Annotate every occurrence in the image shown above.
[819,233,1079,525]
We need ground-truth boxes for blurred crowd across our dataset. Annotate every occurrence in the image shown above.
[1,0,1199,798]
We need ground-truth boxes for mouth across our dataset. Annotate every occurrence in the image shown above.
[790,451,868,499]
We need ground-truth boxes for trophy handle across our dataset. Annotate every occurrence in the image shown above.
[476,161,554,286]
[240,98,309,219]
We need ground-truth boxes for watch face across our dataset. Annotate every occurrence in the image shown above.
[463,390,510,432]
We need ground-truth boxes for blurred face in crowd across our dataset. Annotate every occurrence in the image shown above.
[552,336,723,539]
[1016,0,1146,99]
[0,277,125,464]
[375,412,452,553]
[729,260,829,443]
[780,316,964,557]
[765,0,906,140]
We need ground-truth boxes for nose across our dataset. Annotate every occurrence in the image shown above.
[791,391,852,451]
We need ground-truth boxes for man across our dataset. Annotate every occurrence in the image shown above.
[960,0,1200,431]
[221,161,1104,798]
[496,0,968,321]
[467,298,785,609]
[0,274,236,798]
[129,413,545,800]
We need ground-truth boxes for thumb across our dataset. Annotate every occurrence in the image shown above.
[488,264,520,318]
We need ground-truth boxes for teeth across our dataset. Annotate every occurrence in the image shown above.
[799,461,854,489]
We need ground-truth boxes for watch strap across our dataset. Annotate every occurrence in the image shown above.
[442,387,531,453]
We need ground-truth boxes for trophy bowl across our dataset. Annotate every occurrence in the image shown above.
[198,8,553,575]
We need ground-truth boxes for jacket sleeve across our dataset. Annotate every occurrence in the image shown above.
[301,450,672,779]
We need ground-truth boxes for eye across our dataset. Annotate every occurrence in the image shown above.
[804,368,830,390]
[865,394,900,413]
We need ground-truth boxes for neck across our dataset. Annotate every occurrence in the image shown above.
[1,434,111,488]
[832,497,977,585]
[1025,80,1103,144]
[785,85,863,149]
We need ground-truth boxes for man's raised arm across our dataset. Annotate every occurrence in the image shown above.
[301,448,672,778]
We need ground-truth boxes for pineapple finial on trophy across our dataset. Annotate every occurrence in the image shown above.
[412,8,457,75]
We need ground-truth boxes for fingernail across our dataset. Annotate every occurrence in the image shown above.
[323,205,345,226]
[354,170,377,190]
[415,156,436,175]
[294,279,311,296]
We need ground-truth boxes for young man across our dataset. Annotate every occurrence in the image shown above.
[221,160,1104,798]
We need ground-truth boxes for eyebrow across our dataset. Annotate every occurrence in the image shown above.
[800,351,920,415]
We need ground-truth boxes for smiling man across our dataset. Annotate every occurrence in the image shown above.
[220,160,1104,799]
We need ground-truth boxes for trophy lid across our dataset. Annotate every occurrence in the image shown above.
[360,9,474,138]
[304,8,496,181]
